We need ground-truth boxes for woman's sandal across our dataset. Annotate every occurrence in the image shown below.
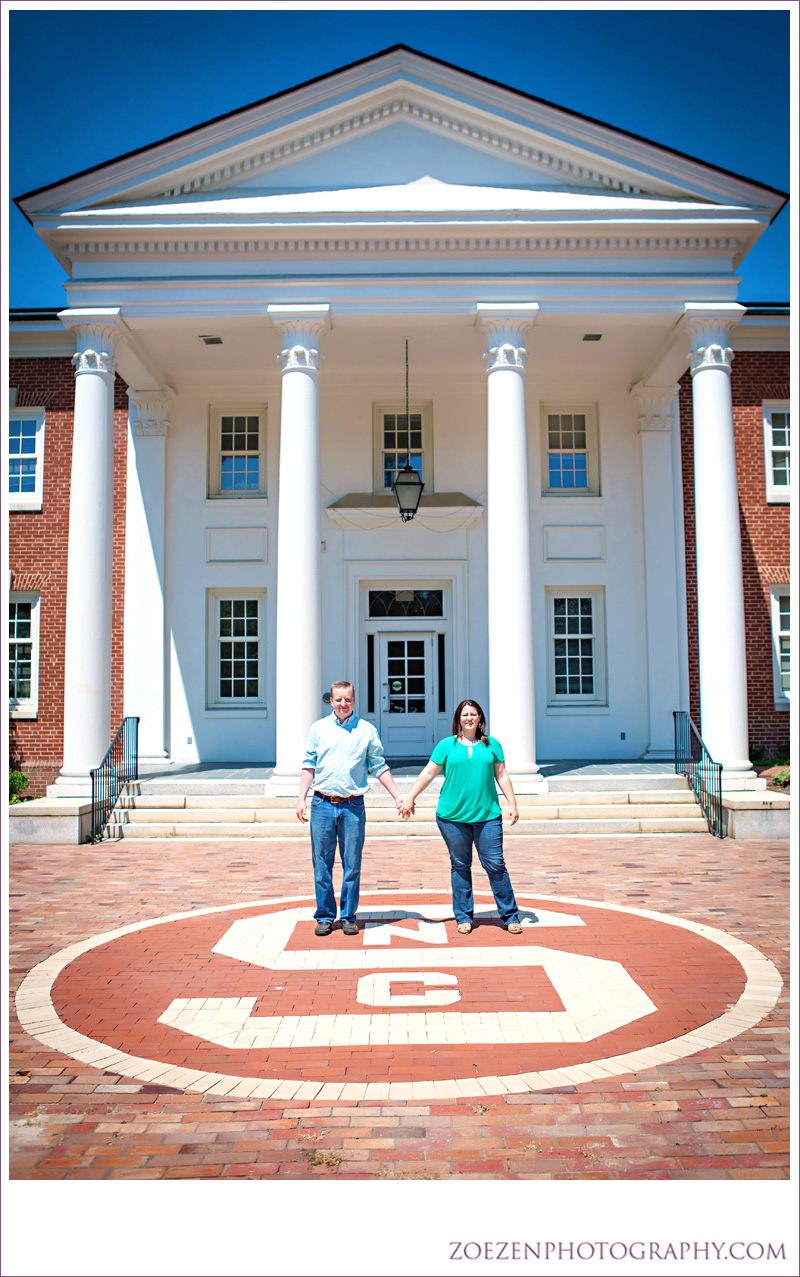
[457,922,473,934]
[505,922,523,934]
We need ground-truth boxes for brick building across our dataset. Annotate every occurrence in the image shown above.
[7,48,791,800]
[679,333,791,759]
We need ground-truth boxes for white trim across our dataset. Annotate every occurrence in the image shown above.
[207,403,268,499]
[344,561,468,734]
[545,586,607,708]
[540,403,599,497]
[763,401,790,504]
[206,588,268,711]
[372,401,433,495]
[769,585,790,708]
[9,591,40,718]
[8,408,45,512]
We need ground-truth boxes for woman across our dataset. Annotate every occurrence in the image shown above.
[401,699,523,934]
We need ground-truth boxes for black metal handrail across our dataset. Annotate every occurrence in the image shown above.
[90,717,140,842]
[673,710,725,838]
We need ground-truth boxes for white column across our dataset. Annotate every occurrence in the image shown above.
[687,317,761,788]
[268,308,328,794]
[479,307,546,794]
[631,384,683,759]
[124,389,173,763]
[50,311,120,795]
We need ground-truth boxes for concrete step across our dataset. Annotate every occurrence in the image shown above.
[107,772,704,839]
[109,815,709,839]
[119,786,696,812]
[545,774,687,792]
[112,797,704,825]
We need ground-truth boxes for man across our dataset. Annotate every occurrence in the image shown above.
[297,681,406,936]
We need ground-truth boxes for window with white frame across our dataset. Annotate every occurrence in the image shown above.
[541,405,600,496]
[208,405,267,498]
[9,593,40,718]
[9,409,45,511]
[207,590,266,709]
[763,403,790,502]
[373,402,433,495]
[546,588,607,705]
[770,587,790,705]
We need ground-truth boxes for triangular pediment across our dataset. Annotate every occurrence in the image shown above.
[18,46,785,219]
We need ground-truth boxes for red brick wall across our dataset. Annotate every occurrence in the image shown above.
[9,358,128,796]
[680,352,790,757]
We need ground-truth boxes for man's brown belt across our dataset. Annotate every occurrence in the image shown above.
[314,791,359,804]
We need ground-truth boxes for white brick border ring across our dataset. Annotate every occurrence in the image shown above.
[15,892,782,1102]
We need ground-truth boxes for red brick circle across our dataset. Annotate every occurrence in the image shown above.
[49,892,748,1086]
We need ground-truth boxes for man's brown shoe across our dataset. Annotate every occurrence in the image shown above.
[341,920,359,935]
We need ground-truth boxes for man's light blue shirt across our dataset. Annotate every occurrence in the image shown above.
[301,712,389,797]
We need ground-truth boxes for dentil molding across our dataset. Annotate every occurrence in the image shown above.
[158,96,653,201]
[64,234,742,260]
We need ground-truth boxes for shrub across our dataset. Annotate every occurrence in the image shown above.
[749,744,766,765]
[775,741,790,766]
[9,770,29,803]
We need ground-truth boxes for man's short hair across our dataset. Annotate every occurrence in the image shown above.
[330,680,355,697]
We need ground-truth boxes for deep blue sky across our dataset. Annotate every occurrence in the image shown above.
[8,6,790,307]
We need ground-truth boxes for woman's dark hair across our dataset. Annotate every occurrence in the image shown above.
[451,699,489,745]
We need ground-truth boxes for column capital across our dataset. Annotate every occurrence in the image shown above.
[685,310,741,377]
[268,305,330,373]
[59,308,122,377]
[477,304,538,373]
[630,382,679,433]
[127,387,175,437]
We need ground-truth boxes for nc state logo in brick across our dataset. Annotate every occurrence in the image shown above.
[21,892,782,1100]
[158,903,657,1049]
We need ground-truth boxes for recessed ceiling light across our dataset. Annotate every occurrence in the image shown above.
[200,335,223,345]
[582,333,602,341]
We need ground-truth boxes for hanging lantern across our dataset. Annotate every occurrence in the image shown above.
[392,338,424,522]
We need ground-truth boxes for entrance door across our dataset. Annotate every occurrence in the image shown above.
[378,632,436,758]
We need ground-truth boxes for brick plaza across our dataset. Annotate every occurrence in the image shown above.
[8,830,789,1182]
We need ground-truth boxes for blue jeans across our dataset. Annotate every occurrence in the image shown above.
[436,815,520,926]
[310,795,366,923]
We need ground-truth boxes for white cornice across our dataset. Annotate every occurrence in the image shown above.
[18,51,785,217]
[152,92,664,203]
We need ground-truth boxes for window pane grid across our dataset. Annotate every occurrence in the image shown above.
[767,409,791,489]
[387,638,426,713]
[9,601,33,701]
[382,412,423,488]
[218,598,259,698]
[547,412,588,489]
[8,418,39,495]
[778,595,790,696]
[552,596,595,695]
[219,413,261,491]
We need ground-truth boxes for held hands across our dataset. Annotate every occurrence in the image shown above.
[396,796,415,819]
